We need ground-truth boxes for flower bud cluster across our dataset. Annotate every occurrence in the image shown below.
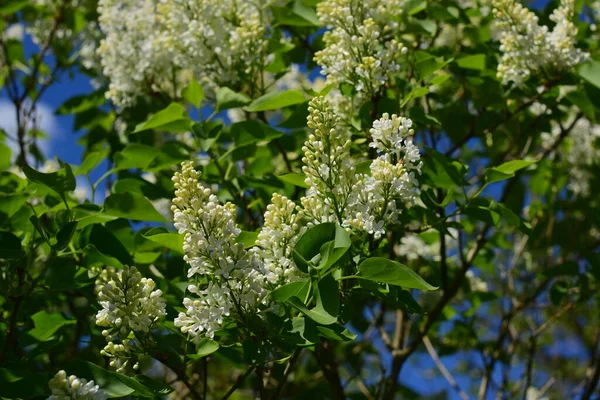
[47,370,107,400]
[96,266,165,372]
[315,0,407,115]
[252,194,306,285]
[302,97,355,224]
[172,161,268,339]
[492,0,588,85]
[171,161,247,278]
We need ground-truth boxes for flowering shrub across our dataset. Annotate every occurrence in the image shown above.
[0,0,599,399]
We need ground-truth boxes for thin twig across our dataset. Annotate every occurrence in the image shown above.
[423,336,470,400]
[271,349,302,400]
[221,366,256,400]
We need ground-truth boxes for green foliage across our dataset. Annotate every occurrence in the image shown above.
[356,258,438,290]
[0,0,598,399]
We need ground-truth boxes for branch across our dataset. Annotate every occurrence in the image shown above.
[314,341,345,400]
[423,336,470,400]
[271,349,302,400]
[221,366,256,400]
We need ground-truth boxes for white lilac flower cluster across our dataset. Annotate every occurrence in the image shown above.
[252,193,306,285]
[301,98,422,239]
[492,0,589,86]
[171,161,269,339]
[397,229,459,262]
[158,0,271,93]
[345,114,422,239]
[47,370,107,400]
[96,266,166,372]
[97,0,178,108]
[97,0,273,107]
[314,0,407,118]
[541,113,600,197]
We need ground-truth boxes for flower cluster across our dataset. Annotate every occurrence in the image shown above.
[47,370,107,400]
[97,0,177,107]
[346,114,421,239]
[314,0,407,117]
[171,161,267,339]
[252,193,306,285]
[492,0,589,85]
[158,0,271,92]
[301,97,355,225]
[96,266,166,372]
[97,0,274,107]
[397,229,459,260]
[301,98,422,239]
[541,113,600,197]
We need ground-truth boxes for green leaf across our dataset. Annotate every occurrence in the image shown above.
[485,159,536,183]
[247,90,306,112]
[28,311,75,342]
[83,244,124,269]
[565,90,596,121]
[292,223,350,273]
[422,148,466,189]
[182,79,204,108]
[0,143,11,170]
[577,60,600,89]
[271,1,320,27]
[231,120,284,146]
[55,90,105,115]
[315,274,340,320]
[103,192,167,222]
[0,0,29,15]
[314,224,351,272]
[405,0,427,15]
[1,373,48,399]
[492,202,531,234]
[76,151,107,176]
[134,251,160,264]
[54,221,77,251]
[132,375,174,396]
[401,86,429,107]
[316,325,357,341]
[133,103,191,133]
[357,257,437,290]
[456,54,486,70]
[237,230,259,248]
[287,297,338,325]
[0,193,29,220]
[413,52,452,81]
[279,101,310,129]
[113,144,160,171]
[0,231,24,259]
[271,279,311,303]
[142,227,183,253]
[291,0,320,25]
[216,87,251,111]
[276,172,309,188]
[23,160,76,199]
[85,224,133,265]
[30,215,49,243]
[187,338,219,360]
